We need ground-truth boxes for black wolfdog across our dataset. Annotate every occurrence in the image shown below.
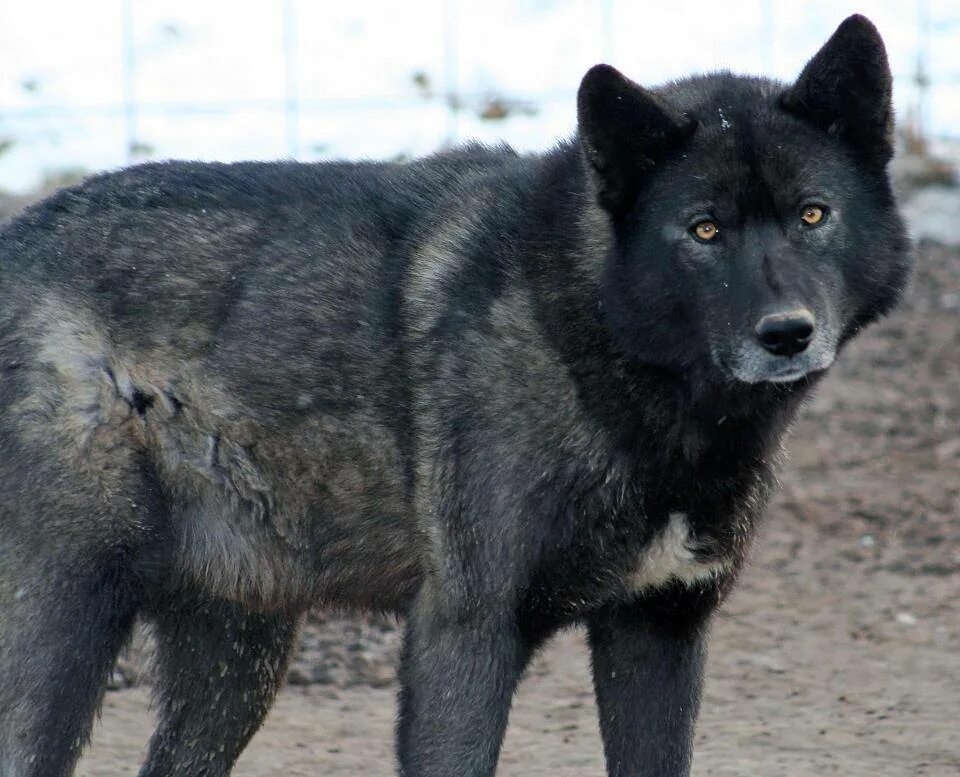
[0,14,910,777]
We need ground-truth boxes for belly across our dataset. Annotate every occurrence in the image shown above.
[156,407,423,611]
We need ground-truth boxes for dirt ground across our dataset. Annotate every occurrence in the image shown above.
[70,238,960,776]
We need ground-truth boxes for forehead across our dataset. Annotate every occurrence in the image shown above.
[646,77,861,214]
[687,121,853,209]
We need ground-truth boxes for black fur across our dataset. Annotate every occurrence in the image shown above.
[0,15,910,777]
[781,14,895,167]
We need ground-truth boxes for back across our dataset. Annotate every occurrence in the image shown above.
[0,149,518,425]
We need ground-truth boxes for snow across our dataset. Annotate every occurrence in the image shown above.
[0,0,958,193]
[902,186,960,246]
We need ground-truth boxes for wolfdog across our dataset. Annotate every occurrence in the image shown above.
[0,14,910,777]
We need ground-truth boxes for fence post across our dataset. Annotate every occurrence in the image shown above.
[121,0,137,163]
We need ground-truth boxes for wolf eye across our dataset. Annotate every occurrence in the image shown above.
[800,204,826,226]
[691,220,719,242]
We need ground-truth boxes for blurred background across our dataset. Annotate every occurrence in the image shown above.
[1,0,958,196]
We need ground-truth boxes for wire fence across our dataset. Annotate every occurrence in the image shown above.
[1,0,958,192]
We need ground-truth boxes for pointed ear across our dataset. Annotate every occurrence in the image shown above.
[577,64,696,218]
[781,14,894,166]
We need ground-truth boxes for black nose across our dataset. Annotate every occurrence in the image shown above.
[755,310,815,357]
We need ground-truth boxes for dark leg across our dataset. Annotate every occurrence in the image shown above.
[0,543,139,777]
[587,589,717,777]
[396,589,531,777]
[139,595,300,777]
[0,415,147,777]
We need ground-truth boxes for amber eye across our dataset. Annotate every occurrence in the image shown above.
[801,204,825,226]
[692,220,719,241]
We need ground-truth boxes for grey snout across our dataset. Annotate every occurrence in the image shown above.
[755,309,815,357]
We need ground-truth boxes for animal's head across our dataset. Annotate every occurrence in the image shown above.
[578,14,911,386]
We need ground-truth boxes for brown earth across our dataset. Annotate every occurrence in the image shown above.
[66,239,960,775]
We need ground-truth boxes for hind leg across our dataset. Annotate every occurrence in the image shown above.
[139,594,300,777]
[0,514,140,777]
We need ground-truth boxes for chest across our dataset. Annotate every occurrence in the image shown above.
[519,457,771,632]
[626,511,731,593]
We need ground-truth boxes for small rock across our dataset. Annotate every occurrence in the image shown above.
[940,292,960,311]
[934,438,960,460]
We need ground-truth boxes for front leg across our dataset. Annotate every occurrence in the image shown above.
[587,588,718,777]
[396,586,531,777]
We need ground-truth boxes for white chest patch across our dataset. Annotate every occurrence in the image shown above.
[628,512,729,593]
